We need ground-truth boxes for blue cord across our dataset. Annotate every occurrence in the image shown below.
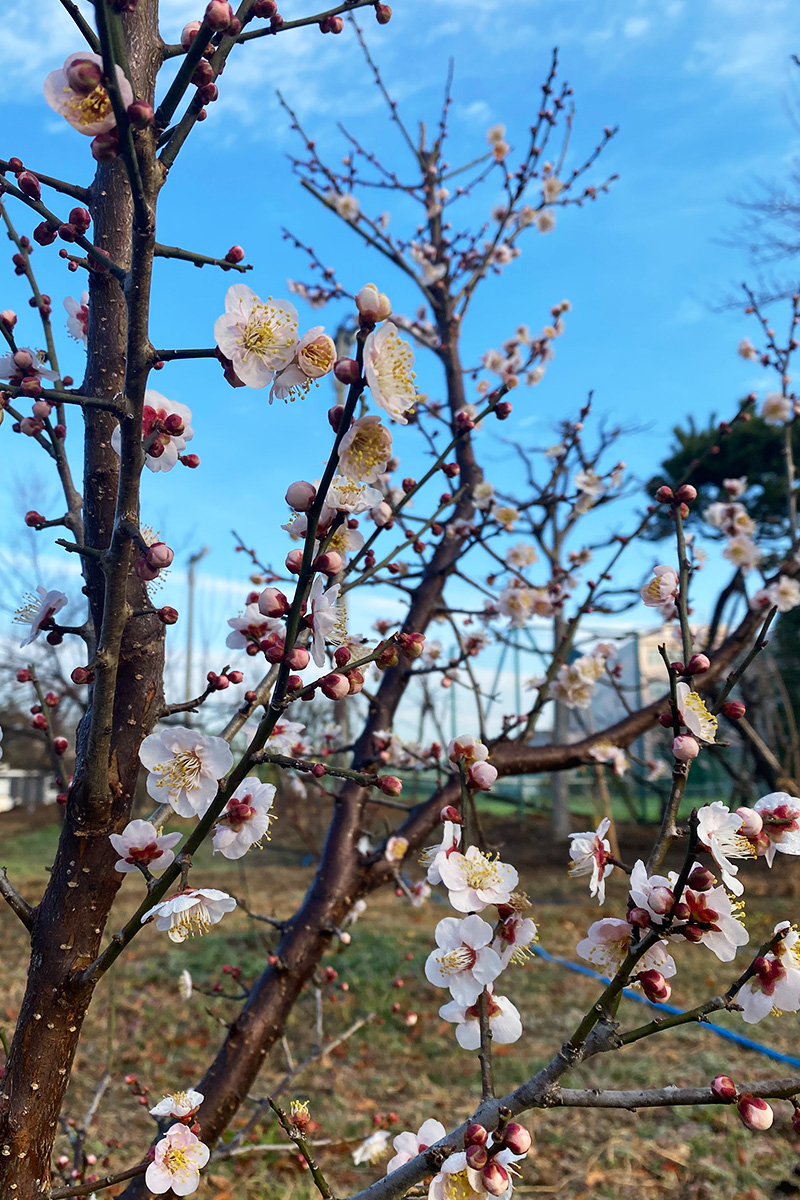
[533,945,800,1070]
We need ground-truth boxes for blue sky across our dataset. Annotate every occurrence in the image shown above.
[2,0,799,715]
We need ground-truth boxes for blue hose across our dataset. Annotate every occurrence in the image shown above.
[533,945,800,1070]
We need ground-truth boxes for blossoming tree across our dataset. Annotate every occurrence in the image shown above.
[2,3,800,1200]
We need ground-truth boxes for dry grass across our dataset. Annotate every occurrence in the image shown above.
[2,807,800,1199]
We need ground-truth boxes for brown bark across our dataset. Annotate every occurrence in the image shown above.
[0,8,163,1197]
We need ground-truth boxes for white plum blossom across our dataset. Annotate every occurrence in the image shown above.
[574,469,604,498]
[145,1123,209,1195]
[338,415,393,483]
[364,322,418,424]
[738,337,758,360]
[425,914,503,1004]
[270,326,336,403]
[762,392,792,425]
[64,292,89,344]
[723,535,761,573]
[723,476,748,498]
[266,719,307,755]
[536,211,556,233]
[144,888,236,943]
[353,1130,391,1165]
[139,727,233,818]
[179,970,193,1000]
[696,802,752,895]
[763,576,800,614]
[491,503,520,530]
[577,917,677,978]
[109,820,182,874]
[410,880,432,907]
[44,52,133,135]
[753,793,800,866]
[641,564,679,610]
[214,284,298,389]
[150,1090,204,1120]
[628,860,749,961]
[439,846,518,913]
[324,475,384,513]
[568,817,614,904]
[14,586,68,647]
[386,1120,447,1174]
[428,1147,519,1200]
[0,348,58,382]
[112,391,194,474]
[734,923,800,1023]
[333,192,361,221]
[505,542,538,569]
[675,682,717,743]
[492,910,538,967]
[308,575,344,667]
[588,742,628,776]
[226,603,282,650]
[422,820,462,885]
[212,778,276,859]
[439,988,523,1050]
[473,480,495,511]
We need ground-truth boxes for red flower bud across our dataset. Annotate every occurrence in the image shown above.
[711,1074,737,1101]
[16,668,31,683]
[378,776,403,796]
[328,404,345,432]
[636,968,671,1004]
[737,1095,773,1131]
[53,737,68,755]
[157,606,179,625]
[654,485,674,503]
[321,673,350,700]
[66,57,103,95]
[481,1163,511,1196]
[440,805,462,824]
[334,645,352,667]
[71,666,94,684]
[91,130,120,162]
[32,713,48,731]
[674,483,697,504]
[687,865,715,891]
[25,510,45,528]
[502,1123,532,1155]
[374,2,392,21]
[494,400,512,420]
[334,357,361,385]
[687,653,710,675]
[204,0,234,31]
[127,100,154,127]
[33,222,58,247]
[69,207,91,233]
[464,1123,488,1147]
[721,700,746,721]
[465,1145,488,1170]
[225,245,245,264]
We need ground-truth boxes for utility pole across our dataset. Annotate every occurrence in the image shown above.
[185,546,210,712]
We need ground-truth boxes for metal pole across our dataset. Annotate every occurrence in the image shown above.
[185,546,210,712]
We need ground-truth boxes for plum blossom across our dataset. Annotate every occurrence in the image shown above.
[266,719,307,755]
[762,575,800,614]
[324,475,383,513]
[364,322,418,424]
[144,888,236,943]
[738,337,758,360]
[353,1130,391,1165]
[226,603,282,651]
[14,586,68,647]
[505,543,538,570]
[675,682,717,743]
[179,970,193,1000]
[574,469,604,498]
[723,535,761,573]
[439,988,523,1050]
[588,742,628,776]
[308,575,345,666]
[473,480,495,511]
[64,292,89,344]
[386,1119,447,1174]
[428,1147,519,1200]
[112,392,194,473]
[723,476,748,498]
[425,914,503,1004]
[150,1090,204,1121]
[697,802,751,895]
[568,817,614,904]
[44,52,133,136]
[551,652,606,709]
[270,326,336,403]
[762,393,792,425]
[139,727,233,818]
[0,348,58,382]
[214,284,298,389]
[338,415,393,483]
[212,778,276,859]
[753,793,800,866]
[492,909,538,967]
[145,1123,209,1195]
[629,860,749,961]
[109,820,182,874]
[734,923,800,1023]
[641,564,678,610]
[422,820,462,885]
[577,917,676,978]
[439,846,518,913]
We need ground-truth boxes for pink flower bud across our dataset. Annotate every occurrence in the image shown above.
[397,631,425,659]
[371,501,393,527]
[91,130,120,163]
[441,805,462,823]
[674,483,697,504]
[648,886,676,915]
[355,283,392,323]
[180,20,203,48]
[69,207,91,233]
[637,969,671,1003]
[378,776,403,796]
[53,736,68,755]
[127,100,154,127]
[71,666,94,684]
[204,0,234,30]
[286,549,304,574]
[287,646,309,670]
[468,760,498,790]
[32,713,48,731]
[134,556,159,581]
[672,734,700,761]
[225,245,245,264]
[260,633,285,663]
[287,676,303,692]
[334,645,352,667]
[13,349,34,370]
[258,587,289,617]
[1,310,17,330]
[464,1123,488,1147]
[31,400,51,420]
[285,480,316,511]
[711,1074,738,1101]
[502,1123,532,1155]
[626,906,651,927]
[145,542,174,569]
[737,1095,773,1131]
[494,400,513,420]
[334,357,361,385]
[20,416,44,435]
[721,700,746,720]
[321,673,350,700]
[481,1163,511,1196]
[66,57,103,95]
[320,14,344,31]
[315,550,344,576]
[158,606,179,625]
[347,668,365,695]
[687,653,710,675]
[253,0,278,14]
[34,221,58,246]
[654,485,674,503]
[687,865,715,891]
[374,3,392,22]
[736,807,763,838]
[328,404,346,432]
[465,1145,488,1170]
